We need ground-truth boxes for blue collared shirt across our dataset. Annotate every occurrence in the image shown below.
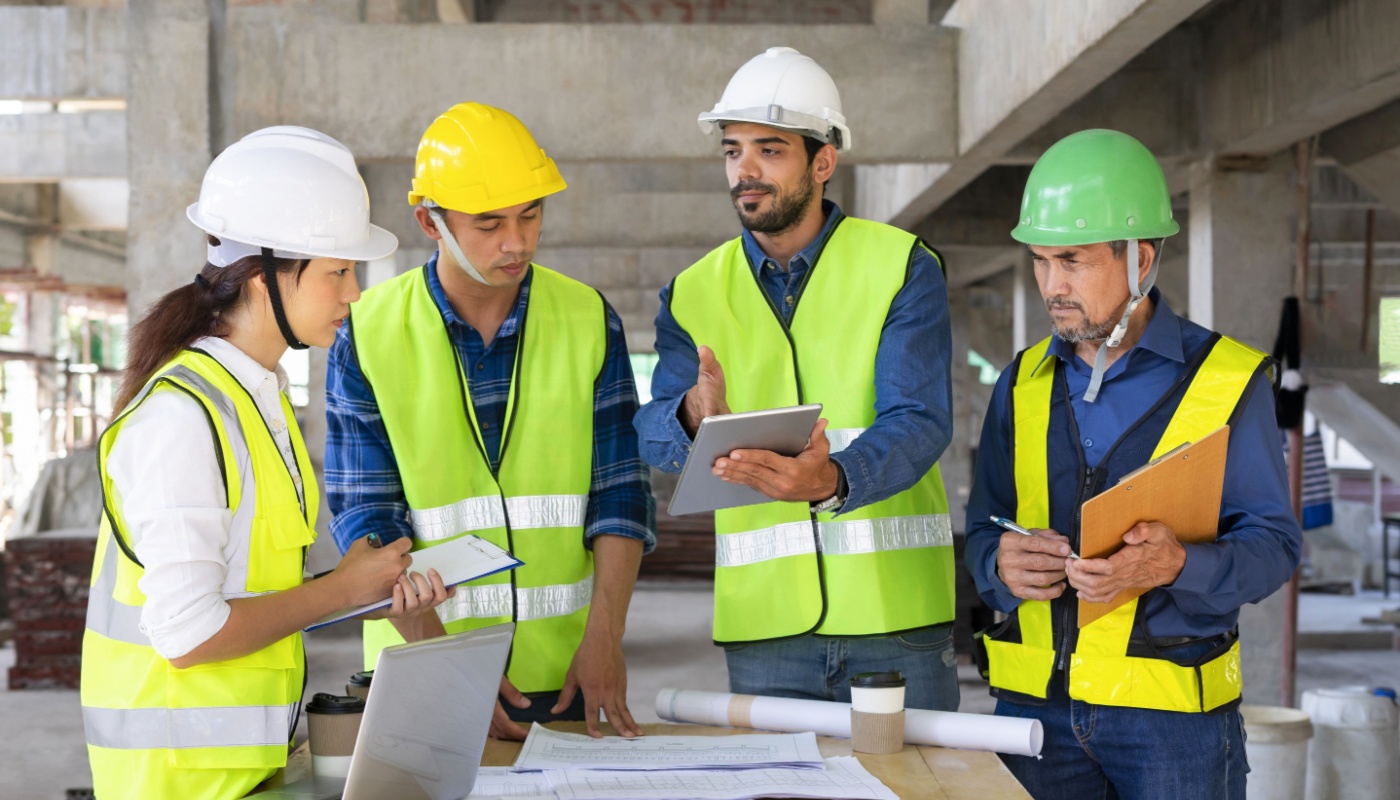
[964,290,1302,636]
[325,255,655,554]
[634,200,954,513]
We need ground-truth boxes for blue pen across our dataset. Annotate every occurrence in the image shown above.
[366,533,383,549]
[990,516,1081,559]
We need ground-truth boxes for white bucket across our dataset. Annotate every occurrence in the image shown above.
[1302,687,1400,800]
[1242,705,1313,800]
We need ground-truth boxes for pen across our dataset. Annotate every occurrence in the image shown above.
[366,533,383,549]
[989,516,1081,559]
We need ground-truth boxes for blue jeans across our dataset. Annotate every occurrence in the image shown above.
[723,623,959,711]
[994,658,1248,799]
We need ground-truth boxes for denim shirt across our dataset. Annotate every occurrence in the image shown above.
[964,290,1302,637]
[633,200,954,513]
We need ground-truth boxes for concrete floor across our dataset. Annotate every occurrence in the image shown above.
[2,586,1398,800]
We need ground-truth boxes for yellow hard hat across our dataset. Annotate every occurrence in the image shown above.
[407,102,566,213]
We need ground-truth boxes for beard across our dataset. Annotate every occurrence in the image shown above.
[1045,296,1119,343]
[730,170,816,235]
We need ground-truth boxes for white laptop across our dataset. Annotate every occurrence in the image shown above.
[250,623,513,800]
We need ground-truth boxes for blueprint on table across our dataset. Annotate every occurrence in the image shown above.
[511,724,824,772]
[467,767,556,798]
[542,757,898,800]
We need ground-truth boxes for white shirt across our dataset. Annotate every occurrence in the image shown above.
[106,337,304,660]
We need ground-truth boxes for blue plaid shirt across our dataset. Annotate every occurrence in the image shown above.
[326,255,655,554]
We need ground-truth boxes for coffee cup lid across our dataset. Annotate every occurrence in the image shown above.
[348,670,374,687]
[306,693,366,715]
[850,671,906,688]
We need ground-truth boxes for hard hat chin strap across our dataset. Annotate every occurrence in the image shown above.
[426,206,491,286]
[262,248,309,351]
[1084,239,1159,403]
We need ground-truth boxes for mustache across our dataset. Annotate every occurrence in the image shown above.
[1044,296,1085,313]
[730,180,778,200]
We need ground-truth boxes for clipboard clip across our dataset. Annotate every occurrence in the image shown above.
[1116,439,1194,488]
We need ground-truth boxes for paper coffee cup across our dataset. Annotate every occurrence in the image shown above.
[850,671,906,714]
[345,670,374,700]
[849,672,906,755]
[305,692,364,773]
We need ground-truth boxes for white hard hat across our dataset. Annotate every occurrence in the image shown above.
[697,47,852,152]
[186,126,398,266]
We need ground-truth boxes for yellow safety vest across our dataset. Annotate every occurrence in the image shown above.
[983,334,1266,713]
[670,217,955,643]
[82,349,316,800]
[350,264,604,692]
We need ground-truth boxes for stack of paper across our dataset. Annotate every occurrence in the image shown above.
[502,726,897,800]
[512,725,824,772]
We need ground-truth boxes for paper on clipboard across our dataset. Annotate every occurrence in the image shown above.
[1077,425,1230,627]
[304,534,522,631]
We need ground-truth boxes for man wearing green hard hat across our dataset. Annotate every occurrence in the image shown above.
[965,129,1301,798]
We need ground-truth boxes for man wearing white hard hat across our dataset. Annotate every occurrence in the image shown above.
[81,127,453,800]
[635,48,959,710]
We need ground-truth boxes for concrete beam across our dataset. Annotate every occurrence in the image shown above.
[224,22,956,162]
[1321,101,1400,220]
[940,245,1021,289]
[0,7,126,100]
[1201,0,1400,156]
[1005,26,1200,164]
[881,0,1211,228]
[0,112,126,182]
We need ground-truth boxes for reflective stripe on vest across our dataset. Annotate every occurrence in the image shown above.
[987,334,1264,712]
[438,574,593,623]
[351,265,603,692]
[670,219,954,642]
[85,536,148,647]
[714,514,952,568]
[410,494,589,541]
[83,350,315,796]
[84,704,298,750]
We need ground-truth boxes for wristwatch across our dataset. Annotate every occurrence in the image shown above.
[810,465,849,514]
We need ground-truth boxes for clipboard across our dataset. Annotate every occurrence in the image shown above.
[304,534,523,631]
[1077,425,1230,627]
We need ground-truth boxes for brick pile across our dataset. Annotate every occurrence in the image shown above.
[4,531,97,690]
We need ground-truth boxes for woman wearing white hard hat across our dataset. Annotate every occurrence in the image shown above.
[80,127,452,800]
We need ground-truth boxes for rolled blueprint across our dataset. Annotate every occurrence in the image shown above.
[655,688,1043,757]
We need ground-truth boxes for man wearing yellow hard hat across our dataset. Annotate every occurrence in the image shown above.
[325,103,655,740]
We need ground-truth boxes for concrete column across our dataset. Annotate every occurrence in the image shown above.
[1187,154,1296,350]
[125,0,212,317]
[945,286,974,530]
[1187,152,1297,707]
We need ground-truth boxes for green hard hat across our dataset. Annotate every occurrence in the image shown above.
[1011,129,1179,246]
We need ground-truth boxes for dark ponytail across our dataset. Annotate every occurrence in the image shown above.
[114,236,307,411]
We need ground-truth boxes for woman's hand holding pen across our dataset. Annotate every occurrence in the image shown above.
[330,534,413,607]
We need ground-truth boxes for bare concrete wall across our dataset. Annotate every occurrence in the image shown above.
[222,21,956,163]
[0,7,126,99]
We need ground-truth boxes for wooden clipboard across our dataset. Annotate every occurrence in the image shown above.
[1077,425,1230,627]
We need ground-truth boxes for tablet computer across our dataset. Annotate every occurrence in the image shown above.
[667,404,823,516]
